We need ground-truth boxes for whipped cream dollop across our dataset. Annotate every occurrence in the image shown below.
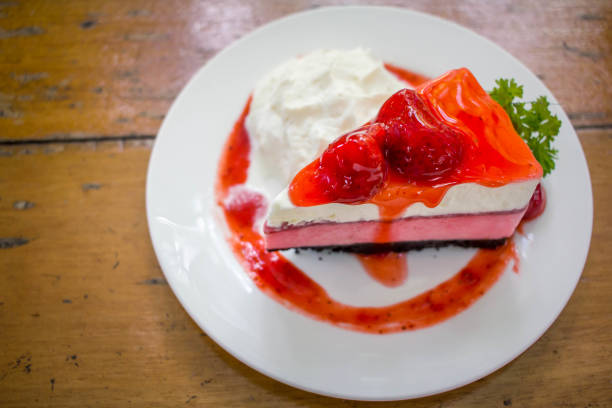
[245,49,404,192]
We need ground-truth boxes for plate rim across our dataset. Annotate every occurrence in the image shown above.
[145,5,594,401]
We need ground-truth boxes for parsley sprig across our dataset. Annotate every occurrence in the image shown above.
[489,79,561,177]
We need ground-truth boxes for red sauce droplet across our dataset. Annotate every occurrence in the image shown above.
[522,183,546,221]
[384,63,429,87]
[511,245,520,274]
[514,183,546,270]
[216,91,521,334]
[216,96,252,193]
[224,186,267,228]
[356,252,408,288]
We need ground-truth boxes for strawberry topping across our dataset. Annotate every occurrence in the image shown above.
[289,89,470,205]
[377,89,465,183]
[313,124,387,203]
[383,119,465,183]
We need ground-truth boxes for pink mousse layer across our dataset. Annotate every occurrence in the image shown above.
[264,209,527,250]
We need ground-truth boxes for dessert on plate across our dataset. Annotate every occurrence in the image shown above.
[216,48,558,333]
[264,68,542,252]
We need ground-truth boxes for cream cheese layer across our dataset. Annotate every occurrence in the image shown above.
[266,180,539,228]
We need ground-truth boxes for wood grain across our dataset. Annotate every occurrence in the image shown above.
[1,0,611,406]
[0,0,610,141]
[0,131,610,407]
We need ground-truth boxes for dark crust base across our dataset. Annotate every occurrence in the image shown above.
[269,238,509,254]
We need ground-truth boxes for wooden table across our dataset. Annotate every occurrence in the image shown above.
[1,1,610,406]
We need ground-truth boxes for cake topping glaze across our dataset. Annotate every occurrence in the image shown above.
[288,68,543,222]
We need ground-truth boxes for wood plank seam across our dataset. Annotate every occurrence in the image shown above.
[0,123,609,146]
[0,134,156,145]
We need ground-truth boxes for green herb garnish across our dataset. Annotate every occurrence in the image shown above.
[490,78,561,176]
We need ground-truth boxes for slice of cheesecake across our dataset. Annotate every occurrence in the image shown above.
[264,68,542,252]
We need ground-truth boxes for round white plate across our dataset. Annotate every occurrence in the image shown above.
[146,6,592,401]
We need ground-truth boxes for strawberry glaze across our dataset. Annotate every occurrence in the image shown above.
[356,252,408,288]
[216,83,520,334]
[288,68,542,225]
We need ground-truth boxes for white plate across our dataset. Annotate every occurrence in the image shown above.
[146,6,592,401]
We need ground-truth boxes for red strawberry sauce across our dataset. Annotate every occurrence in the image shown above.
[215,67,524,333]
[355,252,408,288]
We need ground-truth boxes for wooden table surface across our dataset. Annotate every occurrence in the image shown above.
[1,1,610,406]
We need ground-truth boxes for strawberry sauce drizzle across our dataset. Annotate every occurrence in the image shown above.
[384,63,430,87]
[289,68,542,219]
[216,92,520,334]
[356,253,408,288]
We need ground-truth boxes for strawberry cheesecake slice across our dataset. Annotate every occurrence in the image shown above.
[264,68,543,252]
